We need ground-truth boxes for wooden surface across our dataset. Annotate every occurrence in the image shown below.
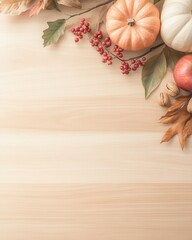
[0,8,192,240]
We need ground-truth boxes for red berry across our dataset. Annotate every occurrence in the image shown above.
[134,64,139,68]
[108,61,112,65]
[106,42,111,47]
[142,57,146,61]
[131,59,135,64]
[75,38,79,42]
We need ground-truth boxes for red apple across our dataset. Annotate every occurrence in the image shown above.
[174,55,192,92]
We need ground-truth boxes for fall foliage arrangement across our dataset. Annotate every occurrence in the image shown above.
[1,0,192,149]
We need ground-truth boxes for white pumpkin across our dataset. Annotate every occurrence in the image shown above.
[161,0,192,52]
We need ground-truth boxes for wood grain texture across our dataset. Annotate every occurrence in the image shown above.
[0,7,192,240]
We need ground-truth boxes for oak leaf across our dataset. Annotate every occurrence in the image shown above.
[160,96,192,149]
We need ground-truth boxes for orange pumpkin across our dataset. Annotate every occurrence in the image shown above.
[106,0,160,51]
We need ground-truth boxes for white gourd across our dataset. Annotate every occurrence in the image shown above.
[161,0,192,52]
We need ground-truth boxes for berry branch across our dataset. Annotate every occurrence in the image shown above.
[106,42,165,62]
[72,17,165,75]
[66,0,114,21]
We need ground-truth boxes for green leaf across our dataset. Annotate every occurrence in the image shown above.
[142,50,167,99]
[164,46,185,70]
[153,0,160,4]
[42,19,66,47]
[46,0,61,12]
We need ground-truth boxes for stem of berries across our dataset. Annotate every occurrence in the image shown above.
[71,19,164,75]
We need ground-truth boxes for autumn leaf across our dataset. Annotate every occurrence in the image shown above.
[0,0,33,15]
[183,118,192,145]
[89,4,111,33]
[0,0,49,15]
[28,0,49,16]
[142,50,167,99]
[57,0,81,8]
[160,96,192,149]
[42,19,66,47]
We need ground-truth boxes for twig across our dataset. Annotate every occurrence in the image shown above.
[66,0,114,20]
[106,42,165,62]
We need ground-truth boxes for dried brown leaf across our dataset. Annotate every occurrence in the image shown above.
[160,95,192,149]
[28,0,49,16]
[0,0,33,15]
[57,0,81,8]
[167,96,190,114]
[89,3,111,33]
[183,118,192,146]
[161,111,191,149]
[0,0,48,15]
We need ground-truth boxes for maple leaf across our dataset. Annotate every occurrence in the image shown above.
[160,96,192,149]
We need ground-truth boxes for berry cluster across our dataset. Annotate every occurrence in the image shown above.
[72,19,148,74]
[71,18,91,42]
[120,57,146,75]
[89,30,113,65]
[113,45,124,58]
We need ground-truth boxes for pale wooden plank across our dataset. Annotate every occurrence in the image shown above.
[0,184,192,240]
[0,130,191,183]
[0,96,163,131]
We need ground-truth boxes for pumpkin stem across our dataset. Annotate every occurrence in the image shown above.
[128,18,135,27]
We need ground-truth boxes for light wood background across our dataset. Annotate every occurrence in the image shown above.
[0,5,192,240]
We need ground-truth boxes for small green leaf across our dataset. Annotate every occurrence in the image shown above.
[153,0,160,4]
[42,19,66,47]
[164,46,184,70]
[142,50,167,99]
